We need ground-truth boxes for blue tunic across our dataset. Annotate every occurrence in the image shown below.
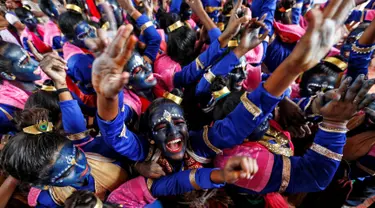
[0,103,18,134]
[346,40,375,81]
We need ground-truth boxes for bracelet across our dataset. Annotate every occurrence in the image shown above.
[204,69,216,84]
[352,43,375,54]
[319,122,348,133]
[140,21,154,33]
[56,88,70,95]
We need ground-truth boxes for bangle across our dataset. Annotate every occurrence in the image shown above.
[56,88,70,95]
[319,122,348,133]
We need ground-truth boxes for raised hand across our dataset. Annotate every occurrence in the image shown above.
[92,25,137,99]
[222,156,258,184]
[135,161,166,179]
[233,15,268,57]
[185,0,204,13]
[84,29,109,57]
[39,52,67,88]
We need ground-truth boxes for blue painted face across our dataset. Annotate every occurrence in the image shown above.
[228,56,247,92]
[49,143,90,187]
[72,21,97,49]
[2,43,41,82]
[21,12,38,30]
[45,0,66,19]
[125,52,157,91]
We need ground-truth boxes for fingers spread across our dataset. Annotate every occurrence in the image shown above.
[359,94,375,110]
[345,75,365,102]
[354,79,375,105]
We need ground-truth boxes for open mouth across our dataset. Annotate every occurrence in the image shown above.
[145,73,155,82]
[166,138,183,153]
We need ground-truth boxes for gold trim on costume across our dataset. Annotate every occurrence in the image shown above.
[228,40,239,47]
[352,44,375,54]
[323,57,347,71]
[279,156,291,193]
[0,107,13,121]
[212,87,231,100]
[189,169,202,190]
[240,93,261,118]
[356,161,375,176]
[94,196,104,208]
[101,21,110,30]
[23,120,54,135]
[205,6,222,13]
[310,143,343,161]
[67,130,91,141]
[147,178,154,190]
[203,126,222,154]
[163,92,183,105]
[140,21,154,33]
[259,127,294,157]
[196,57,204,70]
[319,123,348,133]
[204,69,216,84]
[66,4,82,13]
[186,148,212,164]
[40,85,57,92]
[167,21,184,33]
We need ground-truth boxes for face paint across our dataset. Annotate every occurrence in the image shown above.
[341,27,366,60]
[49,143,90,187]
[21,12,38,30]
[125,52,157,91]
[150,103,188,161]
[228,57,247,92]
[304,74,337,97]
[2,43,40,81]
[46,0,66,19]
[72,21,97,49]
[108,0,124,26]
[180,8,192,21]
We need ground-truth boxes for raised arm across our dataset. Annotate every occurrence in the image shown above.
[185,0,216,31]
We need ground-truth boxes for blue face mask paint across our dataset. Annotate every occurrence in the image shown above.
[71,21,97,49]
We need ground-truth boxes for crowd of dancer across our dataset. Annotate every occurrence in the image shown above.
[1,0,375,207]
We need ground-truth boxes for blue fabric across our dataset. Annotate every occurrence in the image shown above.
[366,0,375,9]
[136,15,161,62]
[251,0,276,36]
[191,83,285,158]
[173,38,226,88]
[208,28,221,43]
[346,10,363,23]
[22,37,31,54]
[292,0,304,24]
[347,41,375,81]
[150,168,224,197]
[0,103,18,134]
[66,53,95,95]
[145,200,163,208]
[96,91,148,161]
[202,0,221,23]
[264,37,295,73]
[169,0,182,13]
[52,36,63,57]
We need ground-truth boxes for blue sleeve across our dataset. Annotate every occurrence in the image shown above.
[22,37,32,54]
[60,100,87,134]
[345,10,364,23]
[52,36,63,50]
[0,104,18,134]
[292,0,304,24]
[251,0,276,36]
[261,129,346,194]
[173,39,227,88]
[150,168,224,197]
[264,37,295,73]
[136,15,161,62]
[36,190,59,208]
[195,51,239,96]
[169,0,182,13]
[347,40,375,81]
[66,54,94,87]
[190,83,285,158]
[208,28,221,43]
[96,91,147,161]
[366,0,375,9]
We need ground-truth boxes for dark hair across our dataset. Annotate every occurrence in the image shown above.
[38,0,64,19]
[299,55,345,97]
[66,0,86,11]
[58,11,84,40]
[64,190,118,208]
[167,28,196,65]
[0,108,70,185]
[274,0,295,24]
[179,2,190,21]
[14,7,33,21]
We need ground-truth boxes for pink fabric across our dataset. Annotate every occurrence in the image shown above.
[123,88,142,117]
[327,47,340,57]
[274,21,305,43]
[43,20,61,48]
[214,142,275,192]
[245,43,264,64]
[153,54,181,97]
[0,80,29,109]
[63,42,86,61]
[186,19,197,29]
[368,145,375,157]
[107,176,157,207]
[34,69,50,86]
[365,10,375,22]
[157,29,165,42]
[28,187,42,207]
[242,65,261,91]
[20,24,51,54]
[299,15,308,30]
[290,82,301,99]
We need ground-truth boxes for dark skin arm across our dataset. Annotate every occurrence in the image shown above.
[0,176,19,208]
[358,19,375,45]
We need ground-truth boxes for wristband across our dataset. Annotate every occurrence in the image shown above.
[56,88,70,95]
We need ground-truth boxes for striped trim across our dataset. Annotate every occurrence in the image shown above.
[147,178,154,191]
[240,93,261,118]
[279,156,291,193]
[310,143,342,161]
[203,126,222,154]
[189,169,201,190]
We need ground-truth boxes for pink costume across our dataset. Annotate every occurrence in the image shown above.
[0,80,29,109]
[20,24,51,54]
[43,20,61,48]
[153,54,182,98]
[106,176,157,207]
[123,88,142,117]
[242,44,264,91]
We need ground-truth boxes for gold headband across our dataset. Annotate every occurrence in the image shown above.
[66,4,82,14]
[94,196,103,208]
[212,87,231,100]
[217,22,225,31]
[22,5,31,10]
[101,21,110,30]
[323,57,347,71]
[163,92,183,105]
[167,21,184,33]
[23,120,53,135]
[40,85,57,92]
[228,40,239,47]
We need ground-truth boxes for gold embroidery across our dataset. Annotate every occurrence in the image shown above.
[196,57,204,70]
[167,21,184,33]
[318,124,348,133]
[205,6,222,13]
[0,107,13,121]
[189,169,201,190]
[203,126,222,154]
[204,69,216,84]
[140,21,154,33]
[258,127,294,157]
[186,141,212,164]
[67,130,91,141]
[279,156,291,193]
[352,44,375,54]
[310,143,342,161]
[356,161,375,176]
[147,178,154,190]
[240,93,261,118]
